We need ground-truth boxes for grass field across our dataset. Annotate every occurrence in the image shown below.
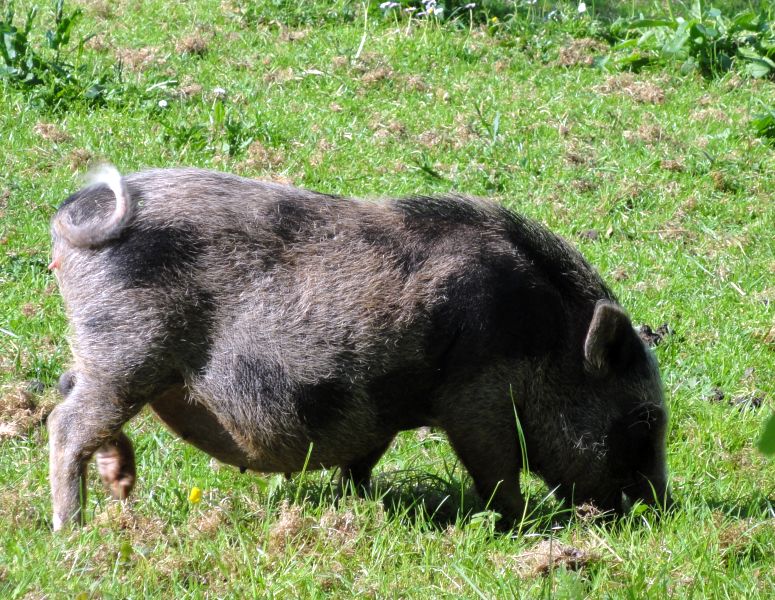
[1,0,774,597]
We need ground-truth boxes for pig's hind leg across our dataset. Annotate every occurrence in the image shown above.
[48,373,144,530]
[56,370,137,501]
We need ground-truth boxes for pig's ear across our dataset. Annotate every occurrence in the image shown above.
[584,300,643,375]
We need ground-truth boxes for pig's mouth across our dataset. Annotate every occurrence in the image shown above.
[556,476,674,516]
[621,473,674,511]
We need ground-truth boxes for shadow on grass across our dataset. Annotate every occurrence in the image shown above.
[277,468,581,535]
[704,493,774,520]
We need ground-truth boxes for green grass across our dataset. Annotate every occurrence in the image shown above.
[1,0,774,597]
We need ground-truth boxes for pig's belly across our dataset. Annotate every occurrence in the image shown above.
[149,384,341,473]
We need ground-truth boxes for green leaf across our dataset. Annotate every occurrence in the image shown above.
[626,19,676,30]
[664,23,691,54]
[731,10,759,31]
[3,31,18,61]
[745,59,773,78]
[757,413,775,456]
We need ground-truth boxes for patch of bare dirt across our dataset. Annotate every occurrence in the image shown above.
[279,28,310,43]
[20,303,38,317]
[33,123,72,143]
[610,267,629,282]
[710,171,738,193]
[0,486,43,528]
[263,67,295,84]
[514,540,601,576]
[115,47,163,72]
[416,129,446,149]
[268,501,311,554]
[174,82,204,99]
[623,122,665,145]
[84,34,108,52]
[68,148,93,172]
[728,392,765,411]
[660,159,685,172]
[558,38,608,67]
[403,75,430,92]
[574,503,606,521]
[80,0,115,19]
[92,502,166,541]
[370,118,407,142]
[361,66,394,86]
[759,319,775,345]
[659,158,686,173]
[572,178,599,193]
[596,74,666,104]
[267,501,363,558]
[451,114,480,148]
[715,513,775,566]
[331,55,349,69]
[190,498,232,536]
[691,108,730,123]
[319,508,359,553]
[175,34,210,57]
[262,173,295,185]
[0,383,57,441]
[653,195,698,242]
[240,140,285,171]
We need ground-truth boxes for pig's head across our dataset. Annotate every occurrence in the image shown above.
[529,300,672,515]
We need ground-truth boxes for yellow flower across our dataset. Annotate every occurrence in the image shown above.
[490,16,498,23]
[189,486,202,503]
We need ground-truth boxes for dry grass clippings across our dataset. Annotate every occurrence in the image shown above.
[115,47,163,71]
[175,34,210,57]
[241,140,285,171]
[0,383,57,441]
[34,123,72,143]
[596,74,666,104]
[514,539,601,576]
[558,38,608,67]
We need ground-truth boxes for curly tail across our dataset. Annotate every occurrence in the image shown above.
[54,165,134,248]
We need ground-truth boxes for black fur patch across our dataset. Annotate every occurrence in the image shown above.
[357,224,428,277]
[168,289,216,374]
[395,196,488,232]
[231,353,353,433]
[368,368,436,431]
[298,379,352,432]
[268,197,326,244]
[430,258,565,366]
[84,313,119,333]
[502,210,616,305]
[230,355,291,417]
[105,225,203,287]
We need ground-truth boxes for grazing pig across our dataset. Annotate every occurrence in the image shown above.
[48,166,671,531]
